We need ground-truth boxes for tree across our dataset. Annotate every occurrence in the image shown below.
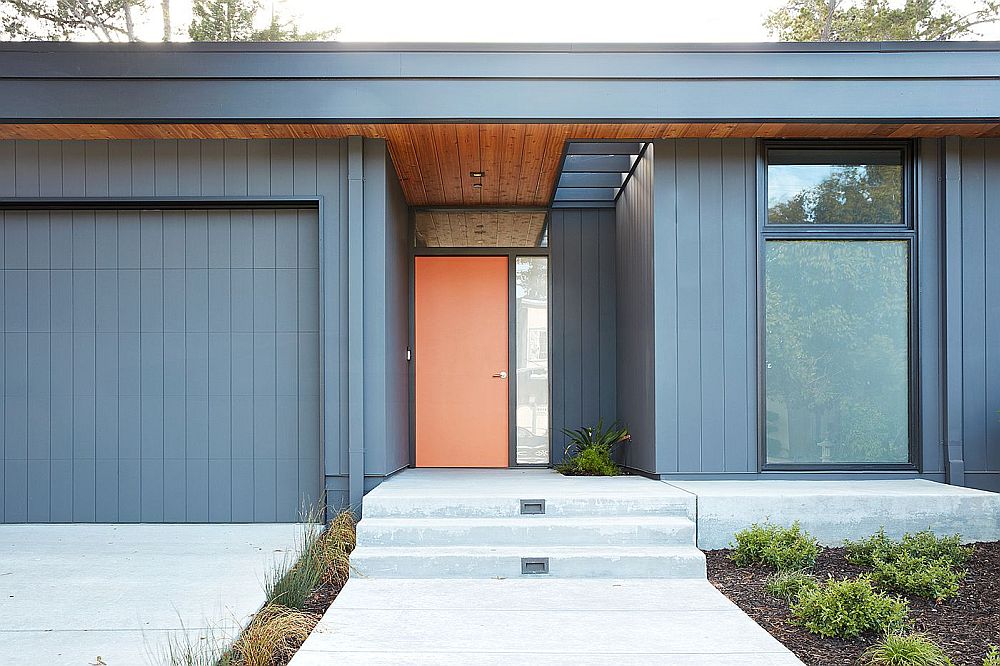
[765,0,1000,41]
[188,0,337,41]
[0,0,146,41]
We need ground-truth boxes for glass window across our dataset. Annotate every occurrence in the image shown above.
[414,210,548,247]
[515,256,549,464]
[767,148,905,225]
[764,240,910,465]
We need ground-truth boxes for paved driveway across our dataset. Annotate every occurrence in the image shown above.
[0,524,301,665]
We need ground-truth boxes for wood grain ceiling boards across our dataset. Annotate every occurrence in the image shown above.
[414,209,547,248]
[3,122,999,207]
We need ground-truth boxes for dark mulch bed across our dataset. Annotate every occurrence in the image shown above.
[706,542,1000,666]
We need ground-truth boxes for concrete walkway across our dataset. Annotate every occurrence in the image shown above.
[0,523,301,665]
[291,578,802,665]
[292,469,801,665]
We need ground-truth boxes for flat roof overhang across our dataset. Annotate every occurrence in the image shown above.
[1,42,999,208]
[1,41,1000,123]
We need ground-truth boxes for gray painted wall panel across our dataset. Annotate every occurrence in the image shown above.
[959,138,1000,491]
[0,136,338,523]
[616,149,657,474]
[550,208,617,463]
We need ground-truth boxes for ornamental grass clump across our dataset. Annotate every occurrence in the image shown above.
[730,521,820,571]
[862,632,953,666]
[228,603,317,666]
[764,570,820,601]
[846,529,971,601]
[984,646,1000,666]
[791,575,910,639]
[555,419,630,476]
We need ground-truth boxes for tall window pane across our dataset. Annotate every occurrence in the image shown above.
[767,148,904,225]
[515,257,549,464]
[764,240,909,464]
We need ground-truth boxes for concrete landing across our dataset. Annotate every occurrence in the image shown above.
[0,523,301,666]
[290,578,803,665]
[666,479,1000,549]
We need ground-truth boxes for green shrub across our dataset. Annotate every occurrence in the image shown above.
[846,529,898,566]
[862,632,953,666]
[984,646,1000,666]
[730,521,820,571]
[791,576,910,638]
[555,419,630,476]
[846,529,971,601]
[764,570,819,601]
[557,445,620,476]
[869,553,964,602]
[846,529,972,570]
[898,531,972,569]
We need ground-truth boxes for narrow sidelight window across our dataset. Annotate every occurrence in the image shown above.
[515,256,549,464]
[761,143,915,468]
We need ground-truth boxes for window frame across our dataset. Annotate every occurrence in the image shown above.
[757,140,920,472]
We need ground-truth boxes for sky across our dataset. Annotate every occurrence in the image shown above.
[144,0,1000,42]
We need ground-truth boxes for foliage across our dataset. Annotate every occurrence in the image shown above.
[764,0,1000,42]
[730,521,821,571]
[791,576,910,638]
[845,530,970,601]
[557,445,620,476]
[846,529,972,569]
[555,419,630,476]
[765,570,820,601]
[0,0,146,41]
[984,646,1000,666]
[189,0,337,41]
[868,553,964,602]
[227,603,317,666]
[862,632,953,666]
[265,507,356,609]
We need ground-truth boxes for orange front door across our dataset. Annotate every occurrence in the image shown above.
[415,256,509,467]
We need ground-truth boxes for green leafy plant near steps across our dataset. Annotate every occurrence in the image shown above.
[791,575,910,638]
[730,521,820,571]
[555,419,630,476]
[862,632,953,666]
[845,529,971,602]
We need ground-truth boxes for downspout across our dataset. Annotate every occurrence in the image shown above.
[941,136,966,487]
[347,136,366,515]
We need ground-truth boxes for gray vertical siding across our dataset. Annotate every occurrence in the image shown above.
[958,138,1000,492]
[615,148,657,473]
[549,208,616,463]
[0,139,342,522]
[0,207,322,523]
[646,139,758,475]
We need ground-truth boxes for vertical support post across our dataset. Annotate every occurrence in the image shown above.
[347,136,366,514]
[941,136,966,486]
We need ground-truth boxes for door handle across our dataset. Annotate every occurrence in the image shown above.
[492,371,508,379]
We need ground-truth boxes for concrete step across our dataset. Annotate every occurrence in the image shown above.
[356,516,697,548]
[349,545,707,579]
[362,493,695,519]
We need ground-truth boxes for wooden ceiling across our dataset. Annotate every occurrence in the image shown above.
[414,209,547,248]
[2,122,998,207]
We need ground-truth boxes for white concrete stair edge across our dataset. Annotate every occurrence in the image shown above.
[356,515,697,547]
[349,544,707,579]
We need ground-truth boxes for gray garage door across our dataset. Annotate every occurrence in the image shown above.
[0,208,321,523]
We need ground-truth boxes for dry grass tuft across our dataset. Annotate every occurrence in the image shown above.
[229,603,319,666]
[318,510,356,587]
